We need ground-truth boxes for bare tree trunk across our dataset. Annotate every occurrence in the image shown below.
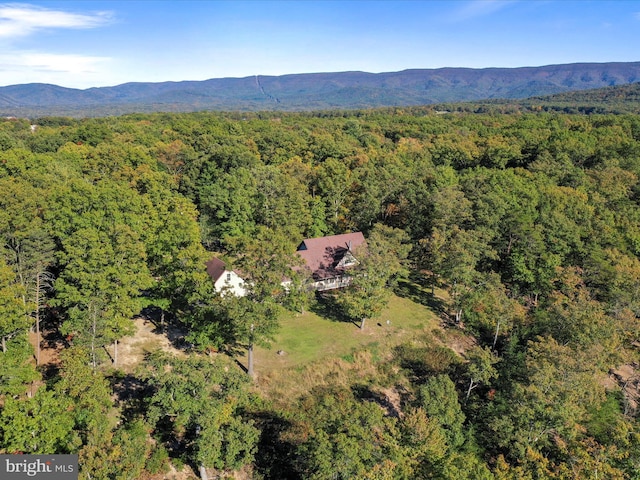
[492,320,501,351]
[466,378,475,401]
[91,306,97,369]
[35,272,40,366]
[247,343,254,378]
[15,243,27,318]
[198,464,208,480]
[360,317,366,330]
[247,323,255,378]
[114,339,118,366]
[506,233,515,256]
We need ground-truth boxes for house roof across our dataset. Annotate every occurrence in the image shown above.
[296,232,366,280]
[205,257,227,282]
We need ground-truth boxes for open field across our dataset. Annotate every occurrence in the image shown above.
[244,293,446,404]
[113,293,441,377]
[252,294,440,371]
[114,285,468,409]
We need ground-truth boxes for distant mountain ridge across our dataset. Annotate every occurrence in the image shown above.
[2,62,640,117]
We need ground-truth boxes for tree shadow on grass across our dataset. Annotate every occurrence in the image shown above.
[394,273,446,315]
[309,294,360,328]
[351,384,404,419]
[232,356,249,374]
[139,306,199,352]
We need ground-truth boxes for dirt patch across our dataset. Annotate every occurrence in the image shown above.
[608,363,640,415]
[139,463,197,480]
[379,387,404,418]
[445,330,478,357]
[31,317,189,376]
[112,318,188,372]
[29,329,63,369]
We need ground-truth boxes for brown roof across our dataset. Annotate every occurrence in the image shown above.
[205,257,226,282]
[296,232,365,280]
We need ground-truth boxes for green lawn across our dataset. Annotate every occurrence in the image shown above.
[248,293,441,378]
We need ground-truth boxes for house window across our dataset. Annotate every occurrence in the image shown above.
[226,273,232,281]
[340,251,357,267]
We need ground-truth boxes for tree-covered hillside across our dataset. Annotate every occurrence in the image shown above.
[1,109,640,478]
[1,61,639,117]
[455,82,640,115]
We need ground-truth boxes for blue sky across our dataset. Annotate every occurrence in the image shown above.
[0,1,638,89]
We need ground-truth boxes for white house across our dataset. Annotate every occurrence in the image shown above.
[205,257,247,297]
[206,232,366,297]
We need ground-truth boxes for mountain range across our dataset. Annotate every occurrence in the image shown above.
[2,62,640,117]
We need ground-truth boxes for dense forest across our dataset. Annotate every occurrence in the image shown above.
[1,107,640,479]
[458,82,640,116]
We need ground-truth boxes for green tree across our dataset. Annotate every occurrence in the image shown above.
[0,177,55,363]
[462,272,527,349]
[0,336,38,397]
[143,192,214,323]
[313,157,354,230]
[335,224,411,329]
[420,226,489,322]
[253,164,313,238]
[418,374,466,448]
[587,248,640,317]
[49,334,154,478]
[198,167,257,246]
[142,352,259,476]
[225,226,300,376]
[487,336,606,465]
[154,138,197,179]
[0,389,75,454]
[541,266,619,356]
[464,346,499,401]
[55,347,114,443]
[0,258,28,353]
[398,407,449,478]
[0,230,35,402]
[460,168,539,276]
[53,225,153,367]
[292,385,403,479]
[223,295,281,378]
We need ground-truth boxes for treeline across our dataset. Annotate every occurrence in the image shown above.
[459,82,640,115]
[0,109,639,478]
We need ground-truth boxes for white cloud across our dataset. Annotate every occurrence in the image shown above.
[0,3,112,38]
[19,52,109,74]
[0,50,112,87]
[0,4,115,87]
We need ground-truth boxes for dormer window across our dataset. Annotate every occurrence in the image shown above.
[338,251,357,268]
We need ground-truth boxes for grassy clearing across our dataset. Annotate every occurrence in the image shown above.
[116,281,457,407]
[255,294,440,370]
[247,293,444,404]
